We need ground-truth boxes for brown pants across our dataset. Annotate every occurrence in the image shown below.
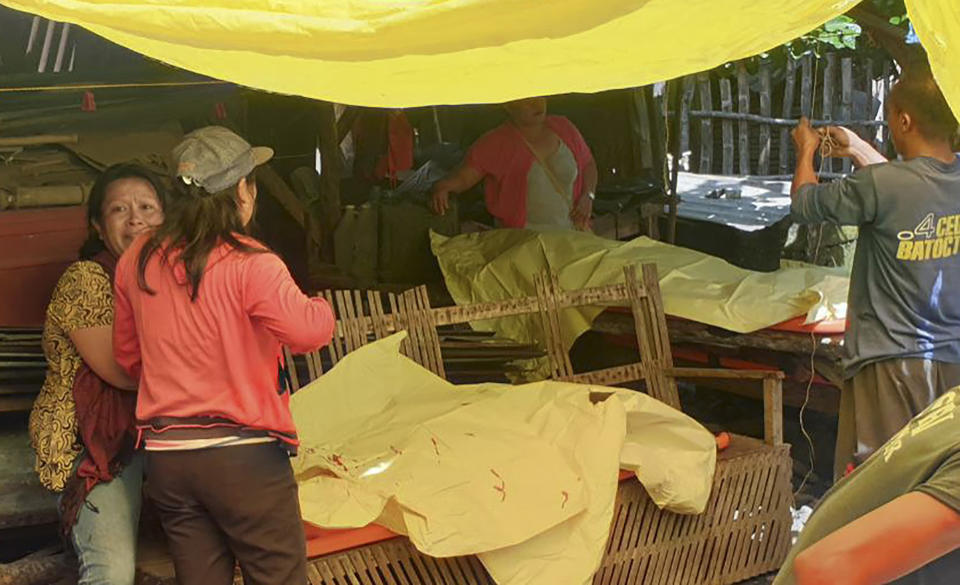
[834,358,960,480]
[146,443,307,585]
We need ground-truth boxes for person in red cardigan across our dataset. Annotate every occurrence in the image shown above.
[431,97,598,231]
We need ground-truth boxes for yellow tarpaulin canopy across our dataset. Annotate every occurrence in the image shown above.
[2,0,957,116]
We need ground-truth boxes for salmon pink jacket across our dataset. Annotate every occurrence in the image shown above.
[113,234,334,448]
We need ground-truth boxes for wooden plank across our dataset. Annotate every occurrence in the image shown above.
[763,377,785,446]
[317,101,343,263]
[719,78,734,175]
[679,76,696,171]
[697,73,714,174]
[0,134,77,147]
[737,64,750,176]
[822,53,837,173]
[667,367,783,380]
[778,57,797,174]
[757,61,772,175]
[634,88,654,170]
[866,57,880,146]
[882,61,893,156]
[800,54,813,118]
[687,110,883,127]
[840,57,854,174]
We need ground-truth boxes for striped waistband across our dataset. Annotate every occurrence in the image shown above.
[137,417,298,454]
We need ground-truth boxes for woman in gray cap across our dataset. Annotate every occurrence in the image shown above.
[112,126,335,585]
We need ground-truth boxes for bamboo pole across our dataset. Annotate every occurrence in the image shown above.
[686,111,883,127]
[719,78,734,175]
[778,57,798,175]
[697,73,713,174]
[0,134,78,147]
[737,64,750,176]
[758,61,773,175]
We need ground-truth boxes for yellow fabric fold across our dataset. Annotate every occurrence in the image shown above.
[290,333,715,585]
[0,0,879,108]
[906,1,960,120]
[430,230,848,361]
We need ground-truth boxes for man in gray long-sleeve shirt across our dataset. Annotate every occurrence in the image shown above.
[791,67,960,480]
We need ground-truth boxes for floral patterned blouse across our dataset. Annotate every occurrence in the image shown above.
[28,261,113,492]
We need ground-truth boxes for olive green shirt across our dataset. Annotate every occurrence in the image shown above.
[774,388,960,584]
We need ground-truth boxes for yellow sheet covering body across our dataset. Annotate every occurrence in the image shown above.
[3,1,957,120]
[291,333,716,585]
[431,230,848,356]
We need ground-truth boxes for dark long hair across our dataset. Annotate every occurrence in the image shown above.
[79,164,167,259]
[136,169,264,301]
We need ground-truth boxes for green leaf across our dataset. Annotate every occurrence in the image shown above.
[843,36,857,50]
[889,16,902,25]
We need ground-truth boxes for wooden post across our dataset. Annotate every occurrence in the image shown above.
[697,73,714,174]
[866,57,881,146]
[719,78,735,175]
[841,57,854,174]
[800,54,813,118]
[763,376,784,446]
[758,61,772,176]
[634,88,654,171]
[822,53,837,173]
[679,76,696,171]
[737,64,750,176]
[646,85,667,183]
[668,81,683,244]
[778,57,797,175]
[317,101,342,263]
[882,61,893,157]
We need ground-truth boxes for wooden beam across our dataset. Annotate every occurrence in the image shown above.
[758,61,772,175]
[697,73,714,174]
[0,134,77,147]
[719,78,734,175]
[737,64,750,176]
[687,110,884,127]
[763,376,785,446]
[335,106,361,146]
[317,102,343,263]
[778,57,798,175]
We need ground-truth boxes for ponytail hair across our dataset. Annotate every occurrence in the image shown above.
[136,169,264,301]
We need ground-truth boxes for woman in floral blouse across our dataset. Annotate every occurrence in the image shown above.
[29,163,165,585]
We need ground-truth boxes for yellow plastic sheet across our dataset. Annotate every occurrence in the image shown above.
[431,230,848,355]
[291,333,715,585]
[4,1,957,115]
[0,1,851,107]
[907,1,960,120]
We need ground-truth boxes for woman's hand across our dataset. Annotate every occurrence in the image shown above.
[431,184,453,215]
[570,194,593,231]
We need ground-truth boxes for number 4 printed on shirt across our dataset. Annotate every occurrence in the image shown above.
[898,213,936,241]
[915,213,936,238]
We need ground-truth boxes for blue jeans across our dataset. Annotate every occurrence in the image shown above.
[69,452,144,585]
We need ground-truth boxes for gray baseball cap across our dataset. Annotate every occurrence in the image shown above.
[173,126,273,193]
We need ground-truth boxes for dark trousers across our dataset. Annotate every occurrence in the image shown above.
[146,443,307,585]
